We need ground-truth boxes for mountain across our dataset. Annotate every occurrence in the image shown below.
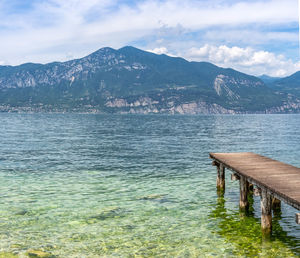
[259,74,281,84]
[269,72,300,98]
[0,46,299,114]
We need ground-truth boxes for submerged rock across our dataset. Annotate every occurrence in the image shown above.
[139,194,172,203]
[26,249,56,258]
[0,252,17,258]
[139,194,164,200]
[10,243,25,249]
[88,207,125,222]
[15,209,28,216]
[121,224,135,230]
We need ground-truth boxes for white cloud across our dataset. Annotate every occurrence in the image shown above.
[186,44,300,77]
[147,47,169,55]
[0,0,297,78]
[203,29,298,46]
[146,47,178,57]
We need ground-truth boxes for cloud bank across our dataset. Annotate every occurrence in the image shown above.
[185,45,300,77]
[0,0,298,76]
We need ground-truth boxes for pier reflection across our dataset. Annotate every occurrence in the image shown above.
[209,195,300,256]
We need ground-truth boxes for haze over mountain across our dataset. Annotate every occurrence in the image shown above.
[267,72,300,99]
[259,75,282,84]
[0,46,299,114]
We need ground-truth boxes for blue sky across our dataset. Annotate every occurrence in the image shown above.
[0,0,298,76]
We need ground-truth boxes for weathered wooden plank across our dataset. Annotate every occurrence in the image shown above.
[210,153,295,166]
[217,164,300,173]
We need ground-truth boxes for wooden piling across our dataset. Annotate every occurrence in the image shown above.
[239,176,249,211]
[210,152,300,235]
[231,173,240,181]
[249,184,254,192]
[272,197,281,212]
[261,189,272,236]
[216,163,225,193]
[296,213,300,224]
[254,187,261,197]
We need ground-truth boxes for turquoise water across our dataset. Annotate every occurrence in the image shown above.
[0,114,299,257]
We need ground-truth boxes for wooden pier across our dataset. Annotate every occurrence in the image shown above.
[210,152,300,236]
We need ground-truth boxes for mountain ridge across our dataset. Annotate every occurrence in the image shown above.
[0,46,299,114]
[268,72,300,98]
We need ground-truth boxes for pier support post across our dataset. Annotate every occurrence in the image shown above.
[231,173,240,181]
[216,163,225,193]
[249,184,254,192]
[296,213,300,224]
[272,197,281,212]
[239,176,249,211]
[254,187,261,196]
[261,189,272,236]
[272,197,281,218]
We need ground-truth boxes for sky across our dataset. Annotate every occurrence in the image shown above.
[0,0,299,77]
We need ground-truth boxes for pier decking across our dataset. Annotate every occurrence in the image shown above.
[210,152,300,235]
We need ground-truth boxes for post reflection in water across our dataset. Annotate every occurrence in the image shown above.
[210,193,300,257]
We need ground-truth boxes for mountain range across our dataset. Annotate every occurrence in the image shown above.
[0,46,299,114]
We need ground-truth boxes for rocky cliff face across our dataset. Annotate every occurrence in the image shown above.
[0,46,299,114]
[105,97,236,114]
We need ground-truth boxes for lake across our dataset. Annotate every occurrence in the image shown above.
[0,113,299,257]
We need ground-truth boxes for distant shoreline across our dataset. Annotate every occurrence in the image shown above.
[1,109,300,115]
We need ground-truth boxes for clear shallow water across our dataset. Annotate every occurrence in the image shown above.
[0,113,299,257]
